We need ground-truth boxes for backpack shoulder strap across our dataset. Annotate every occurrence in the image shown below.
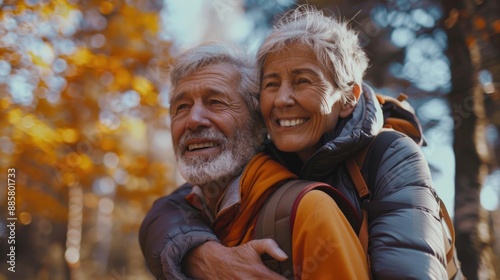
[254,180,307,277]
[361,130,406,191]
[346,130,405,201]
[254,179,361,279]
[347,131,462,277]
[345,130,406,258]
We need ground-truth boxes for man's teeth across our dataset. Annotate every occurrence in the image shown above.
[279,119,306,127]
[188,142,217,151]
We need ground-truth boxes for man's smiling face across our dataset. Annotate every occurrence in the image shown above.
[169,63,257,186]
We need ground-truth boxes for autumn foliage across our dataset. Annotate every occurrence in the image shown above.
[1,0,175,278]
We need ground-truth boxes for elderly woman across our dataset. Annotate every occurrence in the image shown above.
[140,6,447,280]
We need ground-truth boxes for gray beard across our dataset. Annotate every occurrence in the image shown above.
[175,128,258,190]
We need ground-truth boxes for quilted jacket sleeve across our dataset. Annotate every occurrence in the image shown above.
[139,183,219,279]
[368,135,448,280]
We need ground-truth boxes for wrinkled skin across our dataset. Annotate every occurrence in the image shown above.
[170,62,256,214]
[260,43,356,161]
[183,240,287,280]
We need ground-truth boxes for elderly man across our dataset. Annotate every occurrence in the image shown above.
[140,42,369,279]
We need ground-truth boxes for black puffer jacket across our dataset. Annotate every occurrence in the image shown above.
[139,84,448,279]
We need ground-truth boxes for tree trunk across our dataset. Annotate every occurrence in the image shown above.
[443,0,497,278]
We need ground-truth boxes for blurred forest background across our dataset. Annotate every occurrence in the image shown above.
[0,0,499,279]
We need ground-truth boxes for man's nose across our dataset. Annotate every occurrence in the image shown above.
[274,84,295,108]
[186,104,211,130]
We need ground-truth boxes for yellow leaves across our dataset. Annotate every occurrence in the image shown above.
[132,76,154,95]
[64,63,79,78]
[28,50,50,69]
[78,154,94,172]
[70,48,93,66]
[28,41,55,73]
[63,152,94,172]
[7,51,22,68]
[49,0,78,19]
[9,109,58,143]
[100,137,117,151]
[111,68,159,97]
[143,91,158,105]
[2,1,176,276]
[52,151,95,187]
[103,2,160,62]
[0,92,11,109]
[93,54,109,69]
[83,192,100,209]
[122,115,146,140]
[99,1,115,15]
[60,128,79,143]
[108,56,122,70]
[124,175,151,191]
[30,119,59,143]
[17,185,68,222]
[7,108,23,124]
[119,3,159,33]
[132,76,157,105]
[129,156,148,175]
[13,2,28,14]
[62,170,80,186]
[115,68,132,88]
[8,108,61,160]
[115,159,173,201]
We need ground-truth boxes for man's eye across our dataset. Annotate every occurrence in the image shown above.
[175,104,189,112]
[263,82,278,89]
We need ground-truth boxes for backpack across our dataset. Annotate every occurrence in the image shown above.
[254,93,465,280]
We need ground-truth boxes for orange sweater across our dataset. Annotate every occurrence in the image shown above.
[186,153,369,279]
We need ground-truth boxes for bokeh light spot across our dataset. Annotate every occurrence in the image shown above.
[19,212,32,225]
[103,152,119,169]
[65,247,80,264]
[62,128,79,143]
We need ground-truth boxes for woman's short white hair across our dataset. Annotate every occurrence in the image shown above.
[257,6,369,106]
[170,42,260,121]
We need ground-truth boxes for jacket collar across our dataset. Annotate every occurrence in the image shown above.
[186,175,242,224]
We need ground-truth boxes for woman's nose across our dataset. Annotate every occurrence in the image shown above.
[274,84,295,108]
[186,104,211,131]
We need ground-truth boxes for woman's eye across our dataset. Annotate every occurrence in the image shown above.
[297,78,311,84]
[209,99,224,106]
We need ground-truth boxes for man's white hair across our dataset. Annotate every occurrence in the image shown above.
[170,42,261,123]
[257,5,369,106]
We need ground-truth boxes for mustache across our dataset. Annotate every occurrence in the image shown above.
[177,129,228,153]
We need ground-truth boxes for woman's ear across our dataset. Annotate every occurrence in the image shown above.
[339,83,361,118]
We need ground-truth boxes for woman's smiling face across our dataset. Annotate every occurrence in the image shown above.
[260,43,354,162]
